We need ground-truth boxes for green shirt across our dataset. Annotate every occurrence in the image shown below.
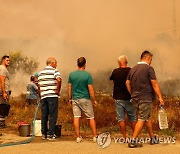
[68,70,93,100]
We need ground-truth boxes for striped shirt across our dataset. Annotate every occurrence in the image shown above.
[38,66,61,100]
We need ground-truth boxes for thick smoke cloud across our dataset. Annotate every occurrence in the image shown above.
[0,0,180,95]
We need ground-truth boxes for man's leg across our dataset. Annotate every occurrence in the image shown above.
[128,120,144,148]
[48,97,58,136]
[74,117,80,137]
[131,121,136,131]
[125,100,137,132]
[144,103,154,138]
[145,119,154,138]
[128,101,146,148]
[119,121,126,138]
[41,98,49,136]
[72,100,82,139]
[115,100,127,138]
[132,120,145,139]
[145,119,159,144]
[0,95,10,128]
[80,99,97,137]
[89,118,97,137]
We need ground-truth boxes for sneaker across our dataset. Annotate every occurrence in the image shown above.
[76,136,83,143]
[93,136,98,143]
[42,134,47,140]
[150,136,159,145]
[47,134,57,141]
[128,140,143,148]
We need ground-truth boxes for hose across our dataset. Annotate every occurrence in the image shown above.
[0,101,41,147]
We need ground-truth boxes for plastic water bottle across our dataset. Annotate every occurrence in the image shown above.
[158,105,168,129]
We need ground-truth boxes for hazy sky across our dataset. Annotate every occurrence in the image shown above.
[0,0,180,80]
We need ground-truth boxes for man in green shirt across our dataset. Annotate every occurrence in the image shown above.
[68,57,97,143]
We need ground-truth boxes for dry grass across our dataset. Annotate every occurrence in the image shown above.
[5,94,180,136]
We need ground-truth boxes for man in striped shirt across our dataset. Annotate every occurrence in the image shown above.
[38,57,61,140]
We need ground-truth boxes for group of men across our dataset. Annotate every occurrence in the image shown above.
[38,57,97,142]
[0,50,164,148]
[110,51,164,148]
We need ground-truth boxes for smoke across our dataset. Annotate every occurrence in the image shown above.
[0,0,180,95]
[10,70,30,96]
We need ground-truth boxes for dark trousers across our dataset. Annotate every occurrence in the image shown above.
[41,97,58,135]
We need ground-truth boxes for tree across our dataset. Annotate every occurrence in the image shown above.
[8,51,39,75]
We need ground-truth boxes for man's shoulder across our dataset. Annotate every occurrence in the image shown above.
[112,68,119,72]
[0,65,6,70]
[131,64,146,70]
[69,70,77,75]
[138,64,154,70]
[131,64,154,73]
[113,67,131,72]
[70,70,91,75]
[84,70,91,75]
[39,66,55,73]
[0,65,8,75]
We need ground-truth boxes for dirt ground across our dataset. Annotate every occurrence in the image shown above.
[0,136,180,154]
[0,130,180,154]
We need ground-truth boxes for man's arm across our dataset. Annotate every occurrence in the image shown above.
[88,85,97,105]
[56,77,62,94]
[68,83,72,104]
[37,84,41,100]
[151,80,164,105]
[0,75,8,99]
[126,80,131,94]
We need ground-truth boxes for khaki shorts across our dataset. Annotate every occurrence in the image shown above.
[131,100,152,121]
[72,98,94,119]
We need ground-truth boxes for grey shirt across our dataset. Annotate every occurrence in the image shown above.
[0,65,10,93]
[127,62,156,102]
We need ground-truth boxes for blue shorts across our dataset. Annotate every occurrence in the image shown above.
[115,100,136,122]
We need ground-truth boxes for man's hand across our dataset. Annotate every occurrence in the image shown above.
[3,92,8,100]
[159,97,164,106]
[93,100,97,106]
[37,98,41,104]
[54,89,60,95]
[126,80,131,94]
[68,100,72,105]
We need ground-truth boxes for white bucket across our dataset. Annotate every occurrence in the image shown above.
[34,120,42,136]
